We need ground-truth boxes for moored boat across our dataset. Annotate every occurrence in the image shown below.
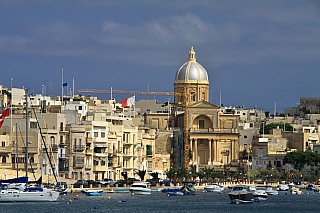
[277,183,289,191]
[291,187,303,195]
[129,182,151,195]
[204,183,224,192]
[228,185,254,204]
[82,189,103,196]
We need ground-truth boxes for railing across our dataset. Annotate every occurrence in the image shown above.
[0,163,12,169]
[59,167,69,171]
[73,145,85,152]
[0,147,12,153]
[189,128,238,134]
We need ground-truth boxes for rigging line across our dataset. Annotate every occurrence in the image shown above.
[17,124,37,181]
[29,95,58,184]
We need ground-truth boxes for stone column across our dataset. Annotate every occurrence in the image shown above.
[190,138,193,163]
[208,139,212,165]
[195,139,198,165]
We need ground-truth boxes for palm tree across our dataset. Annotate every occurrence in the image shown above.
[165,169,177,182]
[136,170,146,181]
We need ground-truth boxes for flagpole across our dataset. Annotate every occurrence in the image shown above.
[61,67,63,107]
[133,95,135,118]
[10,78,12,145]
[111,87,112,100]
[167,98,170,130]
[73,78,74,99]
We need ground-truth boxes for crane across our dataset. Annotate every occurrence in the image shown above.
[77,88,191,168]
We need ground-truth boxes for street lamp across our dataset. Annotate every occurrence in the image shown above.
[225,150,230,165]
[4,173,6,180]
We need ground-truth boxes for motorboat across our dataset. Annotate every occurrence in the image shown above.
[0,178,60,202]
[228,185,254,204]
[82,189,103,196]
[264,186,278,195]
[166,184,196,196]
[253,189,268,201]
[161,187,181,193]
[103,188,115,193]
[291,187,303,195]
[204,183,224,192]
[306,184,314,191]
[277,184,289,191]
[129,182,151,195]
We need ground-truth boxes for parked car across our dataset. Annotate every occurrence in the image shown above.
[146,179,157,186]
[87,180,99,188]
[103,178,115,187]
[56,181,67,188]
[127,178,140,185]
[73,180,89,188]
[115,179,126,187]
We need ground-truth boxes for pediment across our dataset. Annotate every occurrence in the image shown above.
[189,100,220,109]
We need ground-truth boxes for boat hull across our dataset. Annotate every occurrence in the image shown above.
[130,189,151,195]
[0,190,60,202]
[228,192,254,204]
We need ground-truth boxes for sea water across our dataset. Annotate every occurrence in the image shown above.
[0,190,319,213]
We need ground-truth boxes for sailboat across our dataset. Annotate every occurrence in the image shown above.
[0,91,60,202]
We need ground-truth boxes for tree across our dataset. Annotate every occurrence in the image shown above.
[165,169,177,181]
[151,172,159,182]
[283,151,320,170]
[260,123,294,134]
[136,170,146,181]
[200,167,214,182]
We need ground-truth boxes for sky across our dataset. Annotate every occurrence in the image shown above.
[1,0,320,113]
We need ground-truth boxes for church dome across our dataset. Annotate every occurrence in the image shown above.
[174,47,209,85]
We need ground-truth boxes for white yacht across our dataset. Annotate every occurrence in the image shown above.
[0,181,60,202]
[277,183,289,191]
[129,182,151,195]
[204,183,224,192]
[253,188,268,201]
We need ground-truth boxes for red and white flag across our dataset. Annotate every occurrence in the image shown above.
[0,100,11,128]
[121,96,135,107]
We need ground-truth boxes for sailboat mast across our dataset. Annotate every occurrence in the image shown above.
[16,122,18,178]
[25,89,28,179]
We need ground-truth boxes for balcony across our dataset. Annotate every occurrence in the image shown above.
[22,147,38,153]
[0,163,12,169]
[73,145,85,152]
[0,147,12,153]
[59,167,69,172]
[59,153,68,159]
[189,128,238,134]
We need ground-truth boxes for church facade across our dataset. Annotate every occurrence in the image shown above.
[173,47,240,171]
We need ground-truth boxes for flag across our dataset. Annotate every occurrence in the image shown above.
[63,82,68,87]
[0,100,11,128]
[121,96,135,107]
[161,101,169,108]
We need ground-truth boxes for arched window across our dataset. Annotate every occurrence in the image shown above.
[2,156,7,163]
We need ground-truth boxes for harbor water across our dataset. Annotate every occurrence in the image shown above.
[1,189,319,213]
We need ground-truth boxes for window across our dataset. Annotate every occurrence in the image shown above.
[2,141,5,147]
[101,132,105,138]
[30,122,37,128]
[244,135,247,138]
[101,161,106,166]
[2,156,6,163]
[190,93,196,102]
[199,120,204,129]
[94,132,98,138]
[201,93,205,100]
[79,106,82,110]
[60,122,64,131]
[146,145,152,156]
[94,160,99,166]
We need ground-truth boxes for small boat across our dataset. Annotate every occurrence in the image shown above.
[264,186,278,195]
[253,189,268,201]
[83,189,103,196]
[306,184,314,191]
[129,182,151,195]
[277,184,289,191]
[103,188,115,193]
[228,185,254,204]
[0,177,60,202]
[204,183,224,192]
[291,187,303,195]
[161,187,181,193]
[151,187,165,192]
[167,191,184,196]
